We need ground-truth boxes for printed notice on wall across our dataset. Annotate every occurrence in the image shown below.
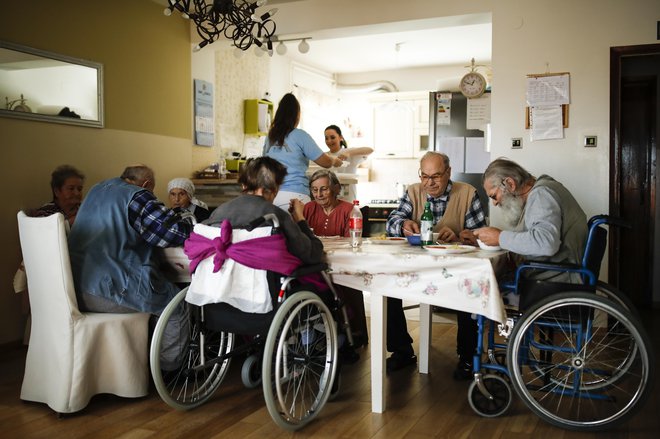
[436,92,452,125]
[466,93,491,130]
[194,79,214,147]
[530,106,564,141]
[526,74,570,107]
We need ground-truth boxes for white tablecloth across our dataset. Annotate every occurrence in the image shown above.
[323,238,507,324]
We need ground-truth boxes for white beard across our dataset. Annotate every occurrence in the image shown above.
[500,191,525,228]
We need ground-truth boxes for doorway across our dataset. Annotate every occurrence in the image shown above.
[609,44,660,308]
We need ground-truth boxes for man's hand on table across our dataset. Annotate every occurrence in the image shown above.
[473,227,502,246]
[401,220,420,236]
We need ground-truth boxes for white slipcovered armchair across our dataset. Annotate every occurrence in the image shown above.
[17,211,151,414]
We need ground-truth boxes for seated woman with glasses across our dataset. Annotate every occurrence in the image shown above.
[383,151,487,376]
[303,169,368,348]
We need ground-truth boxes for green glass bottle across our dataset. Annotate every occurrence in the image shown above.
[420,201,434,245]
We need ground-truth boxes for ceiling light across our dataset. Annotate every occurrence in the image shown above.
[163,0,278,52]
[276,41,287,55]
[298,39,310,54]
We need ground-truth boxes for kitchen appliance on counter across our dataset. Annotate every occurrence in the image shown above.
[366,199,401,236]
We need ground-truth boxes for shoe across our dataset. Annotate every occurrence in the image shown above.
[452,359,473,381]
[386,352,417,372]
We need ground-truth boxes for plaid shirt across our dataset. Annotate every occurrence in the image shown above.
[127,190,193,247]
[386,181,486,236]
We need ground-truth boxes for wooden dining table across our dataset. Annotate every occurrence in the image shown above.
[320,237,508,413]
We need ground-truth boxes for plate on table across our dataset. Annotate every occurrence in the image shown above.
[424,244,477,255]
[369,237,408,245]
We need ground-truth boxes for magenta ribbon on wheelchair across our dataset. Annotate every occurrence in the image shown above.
[184,220,303,275]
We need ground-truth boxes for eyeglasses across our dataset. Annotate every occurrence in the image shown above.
[311,186,331,194]
[487,180,507,200]
[419,168,449,184]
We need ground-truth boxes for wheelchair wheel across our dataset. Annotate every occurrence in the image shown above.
[241,354,262,389]
[595,281,641,320]
[507,291,653,431]
[468,374,512,418]
[262,291,338,431]
[150,287,235,410]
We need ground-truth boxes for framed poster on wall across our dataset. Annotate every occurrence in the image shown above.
[194,79,214,147]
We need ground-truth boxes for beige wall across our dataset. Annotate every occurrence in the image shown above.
[0,0,194,344]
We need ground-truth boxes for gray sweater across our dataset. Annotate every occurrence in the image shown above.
[205,194,324,265]
[499,175,587,282]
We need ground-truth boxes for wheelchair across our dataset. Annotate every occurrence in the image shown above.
[150,214,354,430]
[467,215,654,431]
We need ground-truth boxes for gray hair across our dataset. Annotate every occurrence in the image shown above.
[120,165,154,186]
[483,158,534,187]
[309,169,341,198]
[420,151,450,168]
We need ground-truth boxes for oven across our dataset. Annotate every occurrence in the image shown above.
[365,199,400,237]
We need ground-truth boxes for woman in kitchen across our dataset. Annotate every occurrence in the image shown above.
[303,169,368,348]
[324,124,373,201]
[263,93,343,211]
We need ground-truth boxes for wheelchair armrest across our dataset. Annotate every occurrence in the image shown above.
[290,263,328,277]
[521,260,581,271]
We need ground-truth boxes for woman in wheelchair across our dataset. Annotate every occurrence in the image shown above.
[150,156,354,430]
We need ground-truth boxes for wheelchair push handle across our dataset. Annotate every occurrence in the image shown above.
[245,213,280,231]
[588,214,631,229]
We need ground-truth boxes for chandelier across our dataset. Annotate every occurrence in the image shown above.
[164,0,279,52]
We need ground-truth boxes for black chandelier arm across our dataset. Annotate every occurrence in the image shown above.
[164,0,282,52]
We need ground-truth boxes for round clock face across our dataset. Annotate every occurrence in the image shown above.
[460,72,487,98]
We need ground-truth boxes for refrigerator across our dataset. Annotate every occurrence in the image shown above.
[428,91,491,216]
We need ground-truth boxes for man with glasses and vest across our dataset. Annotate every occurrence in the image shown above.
[385,151,486,377]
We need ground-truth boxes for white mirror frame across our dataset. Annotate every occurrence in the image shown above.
[0,40,104,128]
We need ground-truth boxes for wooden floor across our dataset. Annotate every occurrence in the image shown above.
[1,311,658,439]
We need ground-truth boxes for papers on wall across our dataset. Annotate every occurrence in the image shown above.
[466,93,491,130]
[530,106,564,141]
[194,79,214,147]
[526,74,569,106]
[465,137,491,173]
[525,73,569,141]
[435,92,452,125]
[436,136,465,172]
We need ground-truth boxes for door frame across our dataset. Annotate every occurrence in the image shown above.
[609,43,660,292]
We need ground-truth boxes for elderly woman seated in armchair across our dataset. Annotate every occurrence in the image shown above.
[303,169,369,348]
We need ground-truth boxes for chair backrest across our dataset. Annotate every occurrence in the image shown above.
[582,224,608,280]
[17,212,81,336]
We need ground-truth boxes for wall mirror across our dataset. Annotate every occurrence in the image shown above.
[0,41,104,128]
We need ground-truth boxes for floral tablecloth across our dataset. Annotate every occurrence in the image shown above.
[322,238,508,323]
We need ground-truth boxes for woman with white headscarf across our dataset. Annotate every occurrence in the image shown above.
[167,178,210,223]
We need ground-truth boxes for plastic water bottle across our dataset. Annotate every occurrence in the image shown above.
[349,200,363,248]
[420,201,434,245]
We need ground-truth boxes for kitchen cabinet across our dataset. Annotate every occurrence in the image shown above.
[244,99,273,136]
[371,92,429,159]
[193,177,242,209]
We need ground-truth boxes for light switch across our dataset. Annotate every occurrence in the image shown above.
[584,136,597,147]
[511,138,522,149]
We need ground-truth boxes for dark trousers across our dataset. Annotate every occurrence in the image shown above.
[386,297,414,356]
[456,310,478,362]
[387,298,477,361]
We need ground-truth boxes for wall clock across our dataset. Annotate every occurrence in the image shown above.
[459,58,487,99]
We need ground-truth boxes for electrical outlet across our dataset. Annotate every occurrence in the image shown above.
[584,135,597,147]
[511,138,522,149]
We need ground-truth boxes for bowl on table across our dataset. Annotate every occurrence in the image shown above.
[477,239,501,251]
[406,232,440,246]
